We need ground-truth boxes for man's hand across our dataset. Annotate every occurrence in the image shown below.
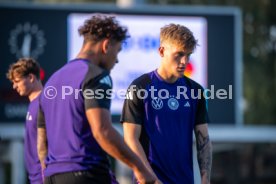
[133,166,160,184]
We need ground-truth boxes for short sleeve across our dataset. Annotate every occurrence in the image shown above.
[83,74,112,110]
[37,102,46,128]
[120,84,145,125]
[195,88,210,125]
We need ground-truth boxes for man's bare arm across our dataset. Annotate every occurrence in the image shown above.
[123,123,159,179]
[86,108,157,184]
[37,127,47,170]
[195,124,212,184]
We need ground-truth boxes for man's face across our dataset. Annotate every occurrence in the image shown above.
[160,42,192,78]
[102,41,122,71]
[12,74,32,96]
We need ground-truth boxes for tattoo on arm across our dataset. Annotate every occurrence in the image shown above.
[196,130,212,182]
[37,128,48,170]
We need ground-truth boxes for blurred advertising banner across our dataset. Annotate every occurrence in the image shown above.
[0,4,242,125]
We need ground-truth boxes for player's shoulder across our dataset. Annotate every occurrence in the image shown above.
[67,58,107,80]
[130,71,153,89]
[182,75,204,90]
[86,62,108,80]
[29,94,41,107]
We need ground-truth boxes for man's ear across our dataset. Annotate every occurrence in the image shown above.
[28,73,36,83]
[159,46,165,57]
[102,39,110,54]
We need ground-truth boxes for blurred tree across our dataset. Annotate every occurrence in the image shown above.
[241,0,276,124]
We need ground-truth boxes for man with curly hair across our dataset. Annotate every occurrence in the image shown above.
[7,58,43,184]
[37,14,157,184]
[122,24,212,184]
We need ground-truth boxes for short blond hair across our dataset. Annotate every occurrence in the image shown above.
[160,24,198,51]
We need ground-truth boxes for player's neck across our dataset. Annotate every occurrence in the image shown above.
[157,67,178,83]
[76,42,102,65]
[76,51,99,64]
[28,82,43,102]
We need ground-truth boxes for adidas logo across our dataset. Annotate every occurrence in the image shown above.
[99,76,112,87]
[184,101,190,107]
[26,112,33,121]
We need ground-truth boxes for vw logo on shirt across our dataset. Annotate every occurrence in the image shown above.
[168,97,179,110]
[151,97,163,110]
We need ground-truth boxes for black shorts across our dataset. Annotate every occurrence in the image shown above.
[44,170,118,184]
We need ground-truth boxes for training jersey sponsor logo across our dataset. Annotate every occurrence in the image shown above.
[168,97,179,110]
[151,97,163,110]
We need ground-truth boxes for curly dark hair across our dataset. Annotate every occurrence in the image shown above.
[78,14,129,42]
[6,58,40,81]
[160,23,198,51]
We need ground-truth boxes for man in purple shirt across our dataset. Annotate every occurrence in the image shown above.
[7,58,43,184]
[37,14,158,184]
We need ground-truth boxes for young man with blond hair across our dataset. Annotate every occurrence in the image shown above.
[122,24,212,184]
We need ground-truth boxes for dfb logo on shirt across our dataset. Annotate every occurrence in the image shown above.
[168,97,179,110]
